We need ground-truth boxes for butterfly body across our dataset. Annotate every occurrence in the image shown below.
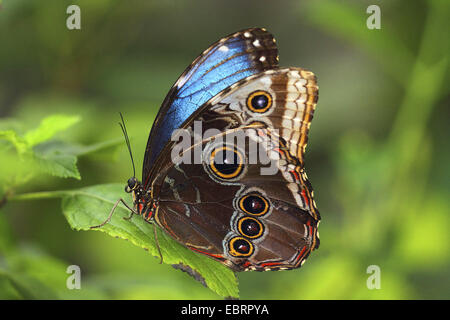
[126,28,320,272]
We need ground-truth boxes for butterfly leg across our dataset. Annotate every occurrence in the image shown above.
[90,198,137,229]
[153,223,164,264]
[123,210,134,221]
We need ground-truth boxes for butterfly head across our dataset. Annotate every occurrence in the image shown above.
[119,112,143,206]
[125,176,139,193]
[125,176,154,219]
[118,113,151,217]
[125,177,140,208]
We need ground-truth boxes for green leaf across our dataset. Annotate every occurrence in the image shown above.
[33,151,80,180]
[24,115,81,147]
[60,183,239,298]
[0,114,124,184]
[0,115,85,183]
[28,137,125,180]
[0,130,29,155]
[34,138,124,161]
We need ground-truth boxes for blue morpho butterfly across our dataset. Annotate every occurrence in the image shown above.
[93,28,320,272]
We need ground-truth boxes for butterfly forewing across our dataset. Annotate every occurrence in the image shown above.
[143,28,279,185]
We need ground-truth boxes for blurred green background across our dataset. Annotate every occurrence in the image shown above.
[0,0,449,299]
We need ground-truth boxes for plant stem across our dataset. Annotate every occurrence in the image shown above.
[9,190,69,202]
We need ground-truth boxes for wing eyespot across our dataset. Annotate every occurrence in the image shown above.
[246,90,273,113]
[228,237,254,257]
[237,217,264,239]
[208,145,245,180]
[238,193,269,216]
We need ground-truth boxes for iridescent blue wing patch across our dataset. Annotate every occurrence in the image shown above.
[143,28,278,182]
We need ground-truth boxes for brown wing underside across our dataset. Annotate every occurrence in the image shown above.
[150,68,320,271]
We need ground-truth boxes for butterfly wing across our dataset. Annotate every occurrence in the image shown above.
[143,28,279,186]
[150,68,320,271]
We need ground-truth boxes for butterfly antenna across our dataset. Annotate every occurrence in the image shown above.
[119,112,136,178]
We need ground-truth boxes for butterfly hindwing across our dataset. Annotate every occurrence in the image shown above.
[150,68,320,271]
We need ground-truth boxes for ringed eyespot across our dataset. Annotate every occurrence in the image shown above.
[228,237,254,257]
[247,90,272,113]
[237,217,264,239]
[239,193,270,216]
[209,145,245,180]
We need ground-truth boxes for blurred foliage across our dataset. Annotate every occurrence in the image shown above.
[0,0,449,299]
